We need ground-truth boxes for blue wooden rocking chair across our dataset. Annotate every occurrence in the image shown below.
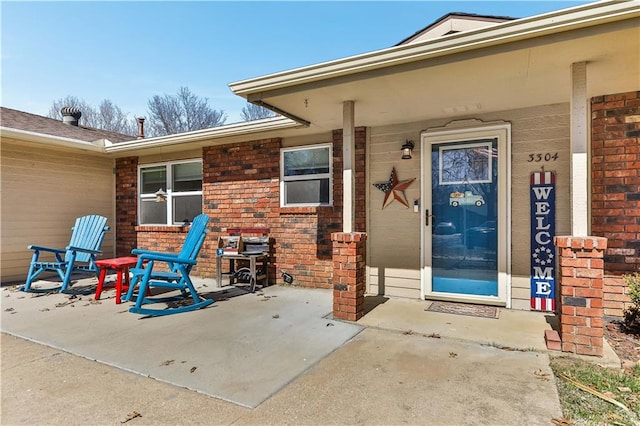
[22,215,110,293]
[124,213,214,316]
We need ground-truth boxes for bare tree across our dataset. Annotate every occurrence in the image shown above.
[240,102,276,121]
[146,86,226,136]
[47,96,137,136]
[94,100,138,135]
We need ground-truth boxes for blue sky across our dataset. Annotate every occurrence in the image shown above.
[2,1,591,124]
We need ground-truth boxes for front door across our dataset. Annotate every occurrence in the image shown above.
[422,123,510,305]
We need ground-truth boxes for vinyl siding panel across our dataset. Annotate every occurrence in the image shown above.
[368,267,421,299]
[367,103,571,308]
[1,138,115,283]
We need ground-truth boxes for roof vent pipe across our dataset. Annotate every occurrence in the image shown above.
[137,117,145,139]
[61,106,82,126]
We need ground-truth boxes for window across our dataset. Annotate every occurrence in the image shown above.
[139,160,202,225]
[281,144,332,206]
[439,141,494,185]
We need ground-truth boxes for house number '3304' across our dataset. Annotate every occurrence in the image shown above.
[528,153,559,162]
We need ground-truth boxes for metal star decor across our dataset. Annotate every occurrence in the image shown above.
[373,167,416,209]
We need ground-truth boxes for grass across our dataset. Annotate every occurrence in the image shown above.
[550,356,640,425]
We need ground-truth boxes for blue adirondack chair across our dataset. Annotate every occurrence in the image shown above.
[124,213,214,316]
[22,215,110,293]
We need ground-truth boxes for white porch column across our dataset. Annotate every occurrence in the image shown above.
[570,62,589,236]
[343,100,355,233]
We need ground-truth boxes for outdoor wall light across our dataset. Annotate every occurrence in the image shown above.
[401,140,415,160]
[155,188,167,202]
[281,271,294,284]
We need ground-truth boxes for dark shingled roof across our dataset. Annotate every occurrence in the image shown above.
[0,106,135,143]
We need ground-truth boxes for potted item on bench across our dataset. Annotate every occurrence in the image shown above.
[218,236,244,254]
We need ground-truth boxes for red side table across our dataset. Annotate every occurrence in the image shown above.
[94,256,140,304]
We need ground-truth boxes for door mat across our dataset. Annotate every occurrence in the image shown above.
[425,301,499,319]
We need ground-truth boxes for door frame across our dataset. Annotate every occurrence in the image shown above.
[420,120,512,307]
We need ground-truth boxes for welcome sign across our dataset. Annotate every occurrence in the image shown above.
[530,171,556,311]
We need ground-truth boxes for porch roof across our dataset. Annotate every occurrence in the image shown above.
[229,0,639,130]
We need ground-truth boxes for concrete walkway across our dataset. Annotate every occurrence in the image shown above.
[2,328,563,425]
[0,279,580,425]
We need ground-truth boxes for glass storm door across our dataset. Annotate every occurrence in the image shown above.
[426,137,501,299]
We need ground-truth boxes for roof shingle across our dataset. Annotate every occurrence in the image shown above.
[0,106,135,143]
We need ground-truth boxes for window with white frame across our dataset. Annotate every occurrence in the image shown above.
[139,160,203,225]
[281,144,332,206]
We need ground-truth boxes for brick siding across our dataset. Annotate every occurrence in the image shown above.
[202,138,281,281]
[115,128,367,289]
[115,157,138,257]
[135,225,212,276]
[591,91,640,315]
[204,129,366,287]
[591,91,640,274]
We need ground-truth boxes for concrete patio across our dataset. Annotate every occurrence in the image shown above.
[0,274,620,424]
[1,277,363,408]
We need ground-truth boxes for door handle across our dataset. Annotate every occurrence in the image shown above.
[426,209,433,226]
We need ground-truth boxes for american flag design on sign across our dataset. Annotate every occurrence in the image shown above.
[531,172,555,185]
[532,296,555,311]
[530,171,556,312]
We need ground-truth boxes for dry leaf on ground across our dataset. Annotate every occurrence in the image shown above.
[551,417,573,425]
[121,411,142,423]
[534,369,550,381]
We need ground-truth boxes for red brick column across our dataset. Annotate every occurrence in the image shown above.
[554,236,607,356]
[115,157,138,257]
[332,232,367,321]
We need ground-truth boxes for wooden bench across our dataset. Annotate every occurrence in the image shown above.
[216,228,271,292]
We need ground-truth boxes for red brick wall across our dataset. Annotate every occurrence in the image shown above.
[202,138,281,282]
[591,91,640,316]
[115,157,138,257]
[115,128,367,287]
[134,226,212,276]
[201,128,367,288]
[591,91,640,275]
